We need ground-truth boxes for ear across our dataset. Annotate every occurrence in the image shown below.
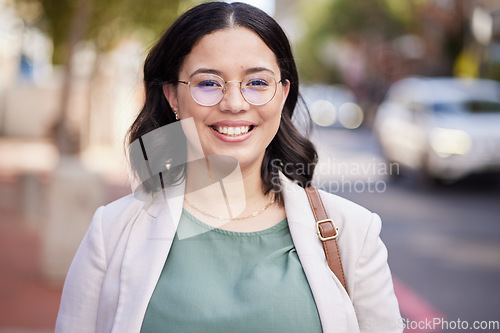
[162,83,179,112]
[280,79,291,110]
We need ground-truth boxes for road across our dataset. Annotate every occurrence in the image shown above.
[310,125,500,332]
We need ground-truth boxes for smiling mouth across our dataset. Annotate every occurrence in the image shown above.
[211,125,255,137]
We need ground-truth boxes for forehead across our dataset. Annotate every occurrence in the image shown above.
[180,27,279,76]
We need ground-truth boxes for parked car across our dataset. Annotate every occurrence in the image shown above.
[373,77,500,183]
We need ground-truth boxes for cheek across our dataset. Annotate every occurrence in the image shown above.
[263,107,282,137]
[177,90,197,115]
[269,98,285,122]
[273,114,282,135]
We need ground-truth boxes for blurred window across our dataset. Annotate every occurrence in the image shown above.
[465,100,500,114]
[432,102,461,114]
[432,101,500,115]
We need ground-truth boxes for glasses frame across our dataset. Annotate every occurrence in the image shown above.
[178,73,283,107]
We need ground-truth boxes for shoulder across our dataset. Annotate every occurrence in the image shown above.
[317,189,380,243]
[100,193,149,223]
[316,189,385,275]
[88,193,153,261]
[280,173,377,234]
[281,172,379,243]
[317,189,374,228]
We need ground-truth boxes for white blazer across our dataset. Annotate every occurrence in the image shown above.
[56,174,402,333]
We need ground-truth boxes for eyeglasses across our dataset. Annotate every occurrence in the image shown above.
[178,73,282,106]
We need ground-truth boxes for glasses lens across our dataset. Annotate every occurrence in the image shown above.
[241,74,277,105]
[190,74,224,106]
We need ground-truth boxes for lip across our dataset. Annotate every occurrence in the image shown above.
[208,120,257,143]
[210,120,257,127]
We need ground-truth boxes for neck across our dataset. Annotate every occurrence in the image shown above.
[184,155,271,218]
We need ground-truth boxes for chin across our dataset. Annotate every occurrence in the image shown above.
[208,149,261,170]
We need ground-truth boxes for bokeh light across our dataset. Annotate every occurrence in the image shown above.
[309,99,336,127]
[338,102,364,129]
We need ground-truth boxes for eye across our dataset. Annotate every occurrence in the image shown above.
[196,80,222,88]
[247,79,269,87]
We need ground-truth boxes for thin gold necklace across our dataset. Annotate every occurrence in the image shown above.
[184,196,275,221]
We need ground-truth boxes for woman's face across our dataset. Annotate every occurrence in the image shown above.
[164,27,290,172]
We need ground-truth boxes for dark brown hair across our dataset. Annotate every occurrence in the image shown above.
[128,1,317,203]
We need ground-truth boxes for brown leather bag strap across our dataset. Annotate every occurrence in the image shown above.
[305,187,349,294]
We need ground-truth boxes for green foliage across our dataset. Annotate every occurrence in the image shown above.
[296,0,414,84]
[88,0,186,51]
[326,0,407,37]
[16,0,186,64]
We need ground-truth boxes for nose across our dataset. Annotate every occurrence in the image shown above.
[219,81,248,113]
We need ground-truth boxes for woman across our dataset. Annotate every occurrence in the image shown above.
[56,2,402,332]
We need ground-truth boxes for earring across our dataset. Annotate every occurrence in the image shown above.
[174,111,179,120]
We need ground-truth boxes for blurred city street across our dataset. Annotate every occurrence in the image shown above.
[311,125,500,332]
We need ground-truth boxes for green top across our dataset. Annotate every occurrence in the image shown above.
[141,209,322,333]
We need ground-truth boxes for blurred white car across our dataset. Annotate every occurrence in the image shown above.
[373,77,500,182]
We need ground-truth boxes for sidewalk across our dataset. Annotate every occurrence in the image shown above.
[0,174,60,331]
[0,140,130,332]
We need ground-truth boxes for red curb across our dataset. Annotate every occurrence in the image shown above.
[393,276,446,332]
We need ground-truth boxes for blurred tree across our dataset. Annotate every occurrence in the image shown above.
[18,0,186,64]
[296,0,412,85]
[14,0,187,154]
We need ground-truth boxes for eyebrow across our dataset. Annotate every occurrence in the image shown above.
[245,67,276,75]
[189,67,276,78]
[189,68,223,78]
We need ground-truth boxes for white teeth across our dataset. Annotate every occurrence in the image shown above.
[215,126,251,136]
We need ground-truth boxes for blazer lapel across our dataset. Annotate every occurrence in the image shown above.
[281,174,350,333]
[112,184,185,333]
